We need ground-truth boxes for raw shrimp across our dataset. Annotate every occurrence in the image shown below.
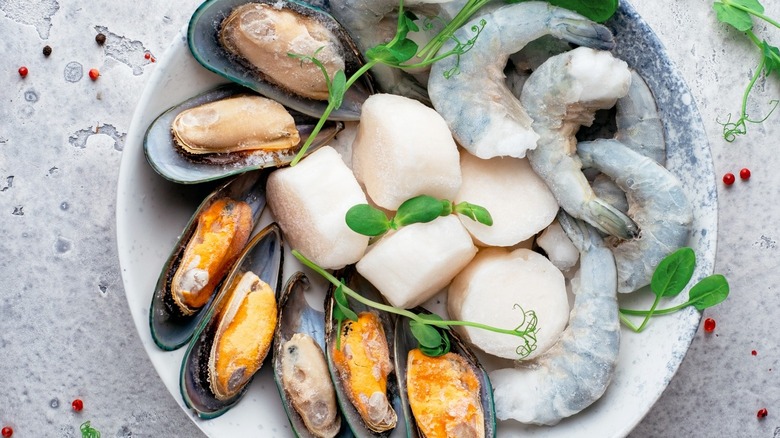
[428,1,615,160]
[522,46,638,240]
[506,36,573,98]
[490,212,619,426]
[577,139,693,293]
[590,70,665,211]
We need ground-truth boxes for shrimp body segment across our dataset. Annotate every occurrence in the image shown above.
[428,2,615,159]
[522,46,639,240]
[490,212,620,425]
[577,139,693,293]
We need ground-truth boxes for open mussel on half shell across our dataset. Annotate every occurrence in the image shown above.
[325,272,407,437]
[394,310,496,438]
[187,0,375,121]
[180,222,284,418]
[149,170,269,351]
[273,272,350,438]
[144,84,344,184]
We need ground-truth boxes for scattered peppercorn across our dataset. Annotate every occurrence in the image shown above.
[150,57,156,63]
[752,350,758,356]
[18,66,28,78]
[95,33,106,45]
[722,173,735,185]
[703,317,716,332]
[757,408,768,419]
[43,45,52,57]
[740,168,751,180]
[1,426,12,437]
[72,398,84,412]
[88,69,100,81]
[144,52,151,60]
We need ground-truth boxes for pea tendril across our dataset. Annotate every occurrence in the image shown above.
[293,249,539,358]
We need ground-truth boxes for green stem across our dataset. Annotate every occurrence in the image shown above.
[636,293,662,332]
[619,313,641,332]
[292,250,534,338]
[725,0,780,29]
[620,301,691,316]
[417,0,489,60]
[289,59,378,166]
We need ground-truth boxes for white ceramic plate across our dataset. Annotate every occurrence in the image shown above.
[117,3,717,436]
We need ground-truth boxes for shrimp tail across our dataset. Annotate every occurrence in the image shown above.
[585,197,640,240]
[557,210,595,251]
[551,18,615,51]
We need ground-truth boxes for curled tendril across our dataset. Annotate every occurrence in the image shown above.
[422,15,446,32]
[442,19,487,79]
[512,303,539,358]
[718,99,780,142]
[80,421,101,438]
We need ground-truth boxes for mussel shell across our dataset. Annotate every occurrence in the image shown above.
[273,272,352,438]
[188,0,374,121]
[149,170,269,351]
[394,308,496,438]
[144,84,343,184]
[180,222,284,418]
[325,272,408,438]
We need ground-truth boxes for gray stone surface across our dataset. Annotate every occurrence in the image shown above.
[0,0,778,437]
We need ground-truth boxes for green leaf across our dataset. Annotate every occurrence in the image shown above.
[393,195,445,227]
[650,247,696,298]
[713,2,754,31]
[403,11,420,32]
[329,70,347,109]
[345,204,391,236]
[689,274,730,310]
[366,44,399,64]
[762,41,780,76]
[545,0,619,23]
[388,38,419,64]
[440,200,453,216]
[410,320,442,348]
[454,201,493,226]
[334,284,358,322]
[731,0,764,13]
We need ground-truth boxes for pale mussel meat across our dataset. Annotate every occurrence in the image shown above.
[188,0,374,121]
[273,272,349,438]
[144,84,343,184]
[325,272,408,437]
[149,170,268,351]
[181,223,284,418]
[394,308,496,438]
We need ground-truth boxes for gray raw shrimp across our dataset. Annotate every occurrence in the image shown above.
[490,212,620,426]
[506,36,573,99]
[428,1,615,159]
[522,46,639,240]
[577,139,693,293]
[590,70,665,211]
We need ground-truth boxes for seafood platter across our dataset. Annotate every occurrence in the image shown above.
[117,0,718,436]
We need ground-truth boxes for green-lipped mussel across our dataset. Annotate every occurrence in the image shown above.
[144,84,343,184]
[273,272,350,438]
[149,170,268,351]
[187,0,375,121]
[394,309,496,438]
[325,272,407,437]
[181,223,284,418]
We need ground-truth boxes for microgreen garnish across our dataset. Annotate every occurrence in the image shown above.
[80,421,101,438]
[713,0,780,141]
[345,195,492,237]
[293,250,539,358]
[332,283,358,350]
[619,247,730,332]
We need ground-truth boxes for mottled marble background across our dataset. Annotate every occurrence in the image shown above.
[1,0,779,436]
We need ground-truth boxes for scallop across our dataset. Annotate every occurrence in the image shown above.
[188,0,374,120]
[149,170,269,351]
[180,223,284,418]
[144,84,343,184]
